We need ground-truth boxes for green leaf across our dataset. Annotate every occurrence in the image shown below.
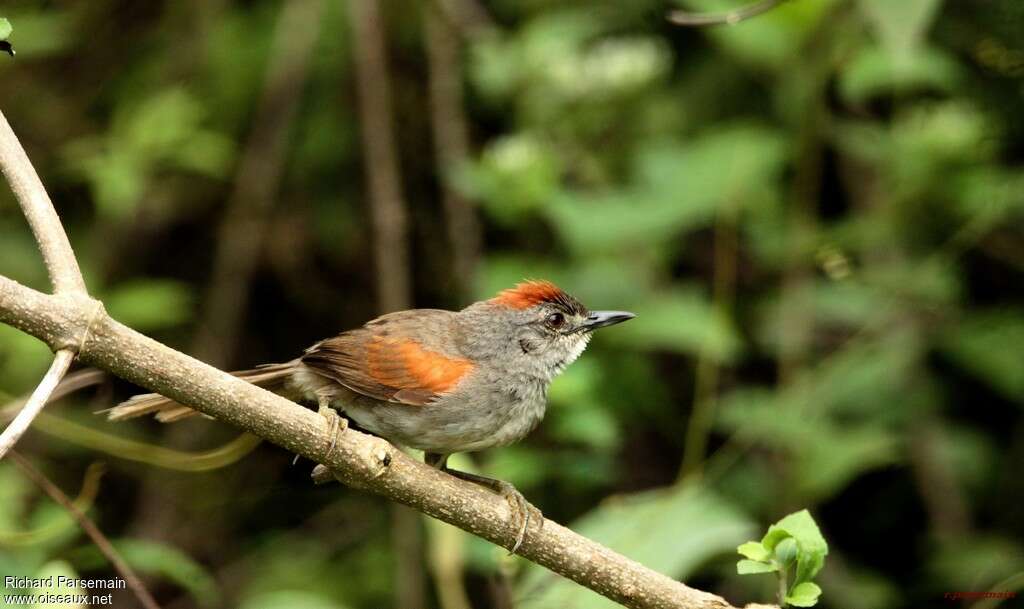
[737,541,771,562]
[606,287,741,363]
[31,561,85,609]
[0,18,12,40]
[794,429,900,500]
[839,44,964,105]
[545,126,787,255]
[456,133,562,225]
[518,485,753,609]
[0,12,74,57]
[737,559,778,574]
[762,510,828,586]
[240,590,347,609]
[71,538,219,606]
[786,582,823,607]
[774,537,799,567]
[673,0,843,69]
[858,0,941,52]
[941,310,1024,403]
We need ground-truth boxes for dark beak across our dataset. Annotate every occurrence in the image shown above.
[583,310,635,331]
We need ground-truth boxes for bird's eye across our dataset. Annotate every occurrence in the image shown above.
[546,312,566,328]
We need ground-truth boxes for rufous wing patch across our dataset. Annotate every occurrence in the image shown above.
[302,331,474,406]
[367,337,474,398]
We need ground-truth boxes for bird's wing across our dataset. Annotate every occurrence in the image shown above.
[300,310,473,406]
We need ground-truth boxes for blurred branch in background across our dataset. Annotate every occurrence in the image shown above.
[127,0,325,564]
[348,0,410,313]
[347,1,423,607]
[9,451,161,609]
[194,0,324,367]
[425,3,481,299]
[668,0,789,27]
[433,0,497,39]
[681,199,739,479]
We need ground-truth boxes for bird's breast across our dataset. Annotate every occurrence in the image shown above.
[488,378,548,447]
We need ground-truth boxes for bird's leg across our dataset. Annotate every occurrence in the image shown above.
[295,397,348,466]
[424,452,540,554]
[318,396,347,458]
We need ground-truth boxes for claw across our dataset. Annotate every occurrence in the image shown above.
[317,398,347,460]
[437,465,540,554]
[495,480,532,554]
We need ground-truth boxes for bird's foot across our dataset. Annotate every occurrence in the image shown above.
[442,468,541,554]
[318,399,348,459]
[495,479,538,554]
[293,403,347,466]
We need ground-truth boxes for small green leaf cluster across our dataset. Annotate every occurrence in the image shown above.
[736,509,828,607]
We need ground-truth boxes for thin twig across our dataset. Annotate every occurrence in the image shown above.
[0,108,92,460]
[9,451,162,609]
[0,111,87,295]
[0,349,74,459]
[0,365,102,421]
[0,461,106,546]
[668,0,788,27]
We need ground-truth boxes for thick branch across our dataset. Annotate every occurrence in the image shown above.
[0,275,747,609]
[0,111,86,295]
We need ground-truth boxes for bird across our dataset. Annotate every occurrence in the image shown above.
[106,280,634,552]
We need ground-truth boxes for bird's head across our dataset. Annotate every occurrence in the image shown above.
[459,280,634,381]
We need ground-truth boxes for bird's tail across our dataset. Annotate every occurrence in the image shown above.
[105,361,299,423]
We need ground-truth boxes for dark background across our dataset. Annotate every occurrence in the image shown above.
[1,1,1023,608]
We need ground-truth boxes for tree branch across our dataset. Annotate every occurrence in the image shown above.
[0,112,86,295]
[9,451,161,609]
[0,109,92,459]
[0,106,766,608]
[668,0,788,27]
[0,274,757,609]
[0,349,74,458]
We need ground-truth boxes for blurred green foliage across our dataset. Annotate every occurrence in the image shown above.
[1,1,1023,608]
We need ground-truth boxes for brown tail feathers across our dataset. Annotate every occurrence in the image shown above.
[105,361,298,423]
